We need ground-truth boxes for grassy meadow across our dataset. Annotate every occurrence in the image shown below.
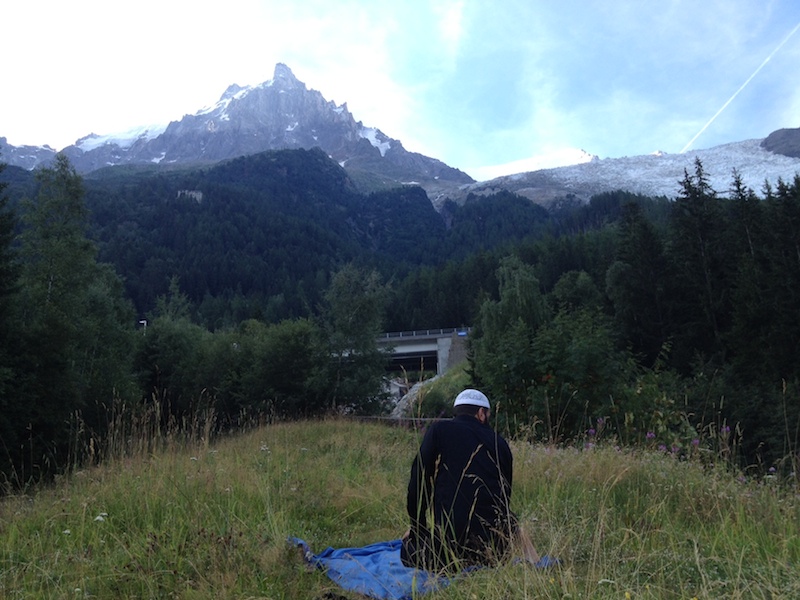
[2,418,799,599]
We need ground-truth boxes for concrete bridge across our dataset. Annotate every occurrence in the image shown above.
[377,328,470,376]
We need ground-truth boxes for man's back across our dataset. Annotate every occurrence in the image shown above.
[404,414,514,568]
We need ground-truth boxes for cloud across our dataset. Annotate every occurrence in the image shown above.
[432,0,465,65]
[482,1,800,160]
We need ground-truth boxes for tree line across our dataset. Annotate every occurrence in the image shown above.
[464,160,800,471]
[1,151,799,486]
[0,155,391,487]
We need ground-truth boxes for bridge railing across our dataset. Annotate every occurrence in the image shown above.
[378,327,470,340]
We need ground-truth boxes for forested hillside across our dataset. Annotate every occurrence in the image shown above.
[2,151,800,487]
[8,149,546,326]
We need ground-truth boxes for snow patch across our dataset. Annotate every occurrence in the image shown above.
[232,87,250,100]
[542,139,800,198]
[197,98,230,117]
[196,86,250,119]
[359,126,391,157]
[76,124,166,152]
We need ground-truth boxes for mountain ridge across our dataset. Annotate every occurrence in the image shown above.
[0,63,473,196]
[1,64,799,208]
[443,137,800,210]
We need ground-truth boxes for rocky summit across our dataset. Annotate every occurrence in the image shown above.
[0,64,473,196]
[2,66,799,209]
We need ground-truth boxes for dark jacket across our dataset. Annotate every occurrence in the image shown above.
[403,415,514,569]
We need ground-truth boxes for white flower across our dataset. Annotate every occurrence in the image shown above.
[63,529,71,535]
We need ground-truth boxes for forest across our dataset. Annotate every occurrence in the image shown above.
[1,148,799,487]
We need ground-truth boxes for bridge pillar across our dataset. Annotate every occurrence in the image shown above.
[436,332,468,375]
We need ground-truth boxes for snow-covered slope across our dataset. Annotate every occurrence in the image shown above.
[75,125,167,152]
[446,139,800,208]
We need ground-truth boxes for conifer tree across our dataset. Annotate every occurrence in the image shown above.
[0,158,22,479]
[0,161,16,329]
[15,154,134,477]
[605,202,668,366]
[666,158,729,371]
[761,175,800,379]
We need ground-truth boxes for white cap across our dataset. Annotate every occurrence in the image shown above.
[453,389,490,409]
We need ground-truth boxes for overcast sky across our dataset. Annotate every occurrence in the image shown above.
[3,0,799,180]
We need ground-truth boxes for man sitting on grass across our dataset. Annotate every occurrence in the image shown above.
[400,389,540,571]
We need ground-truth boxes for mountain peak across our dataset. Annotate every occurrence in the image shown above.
[761,127,800,158]
[221,83,247,101]
[0,62,473,193]
[273,63,299,84]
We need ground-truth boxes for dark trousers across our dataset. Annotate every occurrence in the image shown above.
[400,525,510,572]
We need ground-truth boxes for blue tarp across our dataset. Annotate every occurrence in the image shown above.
[290,537,560,600]
[290,537,449,600]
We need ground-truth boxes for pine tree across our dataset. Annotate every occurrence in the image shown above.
[666,158,730,371]
[14,154,135,478]
[605,202,668,366]
[0,158,22,480]
[0,161,17,329]
[761,175,800,379]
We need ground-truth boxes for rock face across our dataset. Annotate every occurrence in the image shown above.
[130,64,368,167]
[761,127,800,159]
[0,138,57,170]
[2,64,473,194]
